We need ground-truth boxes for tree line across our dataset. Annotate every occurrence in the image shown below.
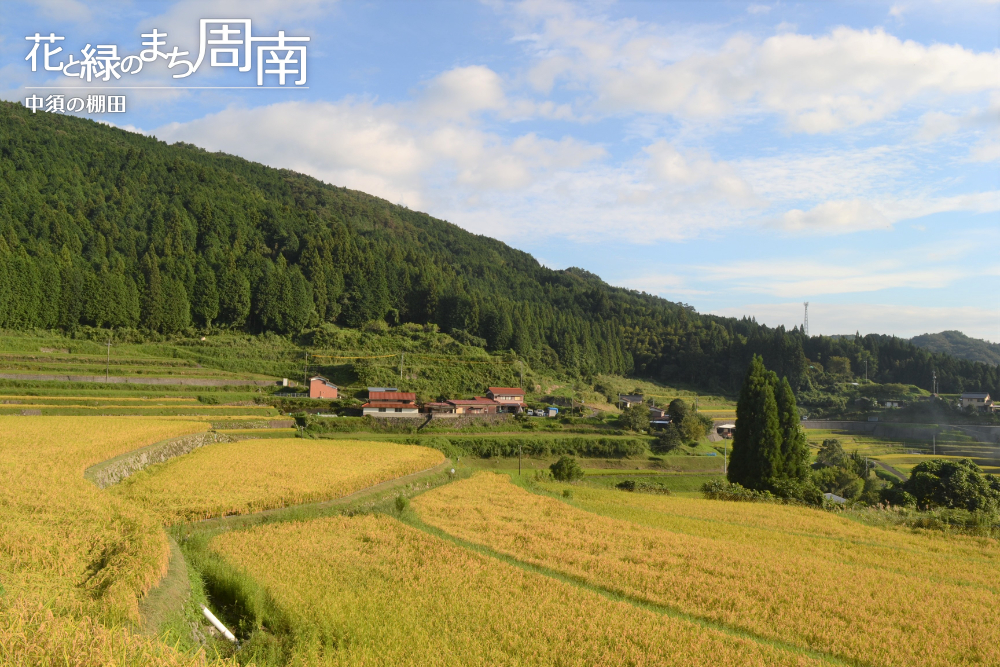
[1,101,997,396]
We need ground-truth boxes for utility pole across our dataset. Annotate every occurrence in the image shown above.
[865,359,868,382]
[803,302,809,337]
[723,440,727,475]
[933,434,936,456]
[518,442,522,477]
[400,352,404,380]
[303,352,308,389]
[519,360,524,389]
[105,335,112,382]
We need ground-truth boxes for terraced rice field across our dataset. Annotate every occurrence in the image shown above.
[111,439,444,522]
[0,416,224,666]
[209,514,830,666]
[413,472,1000,667]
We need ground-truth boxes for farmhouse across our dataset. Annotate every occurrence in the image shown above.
[649,406,667,419]
[619,394,644,408]
[716,423,736,439]
[960,392,994,412]
[362,390,420,417]
[446,397,500,415]
[486,386,526,413]
[308,376,339,399]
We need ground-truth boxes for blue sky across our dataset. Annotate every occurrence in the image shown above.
[3,0,999,341]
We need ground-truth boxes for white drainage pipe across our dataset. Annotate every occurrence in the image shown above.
[200,604,238,643]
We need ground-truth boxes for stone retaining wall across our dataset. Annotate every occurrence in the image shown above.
[85,431,232,488]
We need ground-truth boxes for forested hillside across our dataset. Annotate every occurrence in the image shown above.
[1,101,998,396]
[910,331,1000,366]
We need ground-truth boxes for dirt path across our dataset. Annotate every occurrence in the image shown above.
[874,459,908,481]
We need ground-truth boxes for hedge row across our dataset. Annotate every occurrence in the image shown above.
[408,436,647,459]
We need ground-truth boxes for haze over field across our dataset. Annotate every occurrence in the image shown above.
[3,0,997,341]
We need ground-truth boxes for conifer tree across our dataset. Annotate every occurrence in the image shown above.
[776,376,810,481]
[192,260,220,327]
[161,277,191,333]
[728,355,782,490]
[217,259,250,328]
[140,251,164,332]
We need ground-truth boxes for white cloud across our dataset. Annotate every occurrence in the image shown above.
[691,258,965,298]
[780,200,892,233]
[419,66,507,119]
[151,97,607,215]
[747,4,772,15]
[710,301,1000,343]
[514,2,1000,132]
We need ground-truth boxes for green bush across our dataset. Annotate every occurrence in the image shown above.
[616,479,671,495]
[651,427,682,454]
[395,495,410,513]
[701,479,775,503]
[550,456,584,482]
[442,436,646,459]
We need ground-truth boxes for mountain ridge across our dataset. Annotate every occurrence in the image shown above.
[1,101,998,397]
[910,330,1000,366]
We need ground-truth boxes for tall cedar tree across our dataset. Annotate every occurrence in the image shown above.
[776,376,810,481]
[728,355,782,490]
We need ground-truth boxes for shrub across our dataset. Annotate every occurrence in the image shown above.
[550,456,584,482]
[619,404,650,432]
[701,479,775,503]
[617,479,671,495]
[889,458,1000,512]
[442,436,646,459]
[395,495,410,513]
[651,427,681,454]
[363,319,389,334]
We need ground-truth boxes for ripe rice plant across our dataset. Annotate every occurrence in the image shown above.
[112,439,444,522]
[209,513,829,666]
[0,416,224,666]
[413,472,1000,667]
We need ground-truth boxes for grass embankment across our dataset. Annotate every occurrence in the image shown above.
[0,416,229,666]
[111,439,444,523]
[413,472,1000,667]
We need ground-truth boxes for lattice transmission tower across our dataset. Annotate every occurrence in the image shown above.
[803,302,809,337]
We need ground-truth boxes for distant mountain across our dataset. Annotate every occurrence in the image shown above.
[910,331,1000,366]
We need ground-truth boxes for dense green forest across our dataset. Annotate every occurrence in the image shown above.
[910,330,1000,366]
[1,101,998,396]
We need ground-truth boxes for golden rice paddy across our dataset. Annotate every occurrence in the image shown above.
[111,438,444,522]
[412,472,1000,667]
